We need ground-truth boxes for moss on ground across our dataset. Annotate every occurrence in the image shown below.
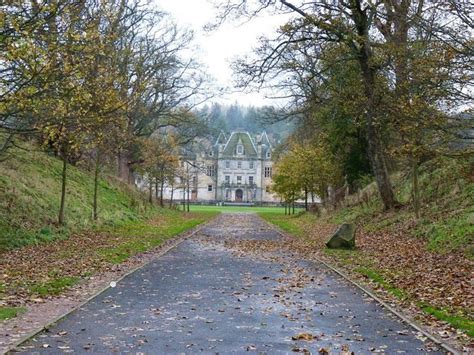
[419,304,474,338]
[0,306,26,321]
[29,276,80,297]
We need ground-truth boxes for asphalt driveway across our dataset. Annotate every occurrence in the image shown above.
[15,213,442,354]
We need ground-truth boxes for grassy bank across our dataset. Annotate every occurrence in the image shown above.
[332,157,473,256]
[259,157,473,339]
[0,144,153,251]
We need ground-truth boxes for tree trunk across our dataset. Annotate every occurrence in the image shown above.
[186,184,190,212]
[304,188,308,211]
[127,165,134,185]
[155,178,159,199]
[170,186,174,207]
[93,152,100,221]
[365,122,398,210]
[182,187,186,211]
[359,57,398,210]
[292,202,295,215]
[352,5,399,211]
[58,157,68,226]
[412,157,420,219]
[160,179,165,207]
[116,150,121,177]
[284,203,287,215]
[117,150,130,182]
[148,180,153,204]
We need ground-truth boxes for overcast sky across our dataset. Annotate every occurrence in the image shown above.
[155,0,289,107]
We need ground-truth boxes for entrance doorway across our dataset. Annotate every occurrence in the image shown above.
[235,189,243,202]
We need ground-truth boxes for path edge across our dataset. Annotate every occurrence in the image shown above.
[263,217,461,355]
[3,215,218,355]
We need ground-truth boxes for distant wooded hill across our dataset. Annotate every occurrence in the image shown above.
[195,103,295,142]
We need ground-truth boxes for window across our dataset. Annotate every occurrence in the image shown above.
[237,161,242,169]
[249,161,254,169]
[266,186,270,193]
[209,150,214,157]
[248,176,254,185]
[225,160,230,169]
[237,145,244,154]
[208,185,213,192]
[206,165,215,177]
[192,176,197,185]
[225,175,230,183]
[266,151,271,158]
[264,166,272,178]
[237,176,242,184]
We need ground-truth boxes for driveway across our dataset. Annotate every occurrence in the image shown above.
[16,213,442,353]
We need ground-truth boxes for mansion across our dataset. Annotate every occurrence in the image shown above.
[161,130,279,203]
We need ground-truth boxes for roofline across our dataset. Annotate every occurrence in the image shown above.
[214,130,227,146]
[222,130,258,155]
[246,131,258,153]
[222,131,235,152]
[260,130,271,148]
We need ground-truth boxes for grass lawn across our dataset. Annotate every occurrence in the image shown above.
[184,204,304,214]
[258,212,308,235]
[0,306,26,321]
[0,143,154,251]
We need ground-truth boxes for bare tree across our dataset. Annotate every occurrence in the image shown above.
[213,0,473,210]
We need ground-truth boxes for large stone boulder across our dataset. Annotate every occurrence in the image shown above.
[326,224,355,249]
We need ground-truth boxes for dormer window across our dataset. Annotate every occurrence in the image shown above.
[237,144,244,155]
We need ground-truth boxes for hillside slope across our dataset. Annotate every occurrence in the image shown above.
[335,156,473,256]
[1,145,150,251]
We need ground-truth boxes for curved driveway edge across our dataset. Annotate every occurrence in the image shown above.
[266,219,460,354]
[0,217,215,355]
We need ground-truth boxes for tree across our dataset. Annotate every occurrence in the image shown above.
[111,3,211,182]
[288,44,373,191]
[225,104,244,130]
[34,1,114,225]
[272,137,341,212]
[215,0,472,210]
[0,1,67,158]
[271,157,301,214]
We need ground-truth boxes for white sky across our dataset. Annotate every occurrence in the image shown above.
[155,0,290,107]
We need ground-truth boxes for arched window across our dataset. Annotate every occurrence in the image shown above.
[237,144,244,155]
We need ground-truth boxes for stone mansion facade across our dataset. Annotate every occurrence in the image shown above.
[161,130,278,203]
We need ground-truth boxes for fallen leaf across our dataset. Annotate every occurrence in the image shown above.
[292,333,316,341]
